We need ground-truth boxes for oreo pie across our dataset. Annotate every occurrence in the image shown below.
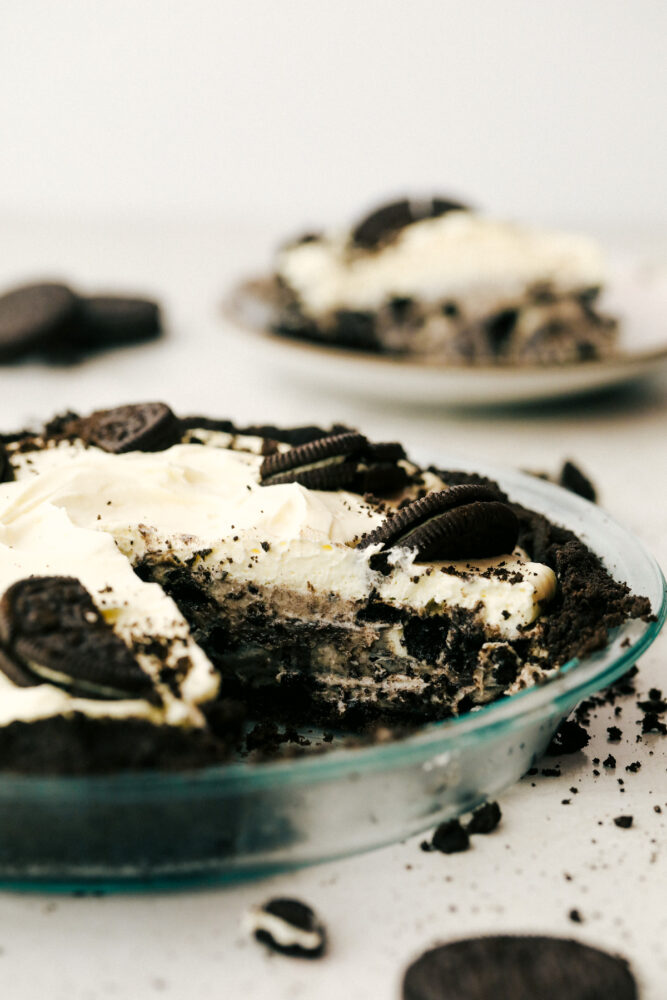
[0,403,649,772]
[266,196,618,365]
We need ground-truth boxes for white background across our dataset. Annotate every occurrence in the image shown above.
[1,0,666,230]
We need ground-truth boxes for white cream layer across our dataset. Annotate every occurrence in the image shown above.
[6,439,557,638]
[277,211,606,317]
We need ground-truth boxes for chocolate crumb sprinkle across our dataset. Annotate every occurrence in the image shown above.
[613,815,634,829]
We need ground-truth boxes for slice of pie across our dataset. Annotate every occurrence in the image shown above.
[0,403,649,772]
[265,197,618,365]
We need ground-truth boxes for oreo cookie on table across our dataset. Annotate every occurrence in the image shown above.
[352,196,469,249]
[0,576,154,700]
[67,295,162,351]
[403,935,637,1000]
[0,282,79,362]
[243,897,326,958]
[72,402,181,454]
[0,278,163,363]
[359,484,519,562]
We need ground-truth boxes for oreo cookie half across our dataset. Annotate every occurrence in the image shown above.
[260,432,368,489]
[403,936,637,1000]
[0,577,153,699]
[243,897,326,958]
[0,282,79,361]
[73,402,180,454]
[359,485,519,562]
[352,197,468,249]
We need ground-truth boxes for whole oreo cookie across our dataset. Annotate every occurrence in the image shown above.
[360,484,518,561]
[71,296,162,350]
[74,402,180,454]
[260,432,410,496]
[403,936,637,1000]
[0,577,153,699]
[0,282,79,361]
[352,197,468,249]
[260,432,368,487]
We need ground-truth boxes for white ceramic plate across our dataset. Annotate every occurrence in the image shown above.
[225,256,667,407]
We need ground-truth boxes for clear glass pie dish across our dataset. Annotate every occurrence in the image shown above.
[0,457,663,891]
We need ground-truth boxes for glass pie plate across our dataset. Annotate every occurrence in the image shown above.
[0,458,663,892]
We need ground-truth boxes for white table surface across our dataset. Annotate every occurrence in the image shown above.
[0,218,666,999]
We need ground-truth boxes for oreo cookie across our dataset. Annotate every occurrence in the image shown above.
[260,432,368,488]
[0,577,153,699]
[0,282,79,361]
[359,485,519,562]
[260,432,410,496]
[403,936,637,1000]
[352,197,468,249]
[71,296,161,350]
[74,403,180,454]
[243,897,326,958]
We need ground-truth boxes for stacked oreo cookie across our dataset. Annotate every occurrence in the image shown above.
[0,281,162,363]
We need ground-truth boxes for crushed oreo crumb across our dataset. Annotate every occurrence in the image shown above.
[546,719,590,755]
[613,815,634,829]
[466,801,501,835]
[430,819,470,854]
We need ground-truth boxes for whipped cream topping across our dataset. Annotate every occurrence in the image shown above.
[277,211,606,317]
[6,437,557,640]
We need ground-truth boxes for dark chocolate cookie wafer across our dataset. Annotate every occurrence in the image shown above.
[0,282,78,361]
[74,402,180,454]
[0,577,153,699]
[360,485,518,561]
[352,197,469,249]
[71,296,161,349]
[260,432,368,487]
[403,936,637,1000]
[245,897,326,958]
